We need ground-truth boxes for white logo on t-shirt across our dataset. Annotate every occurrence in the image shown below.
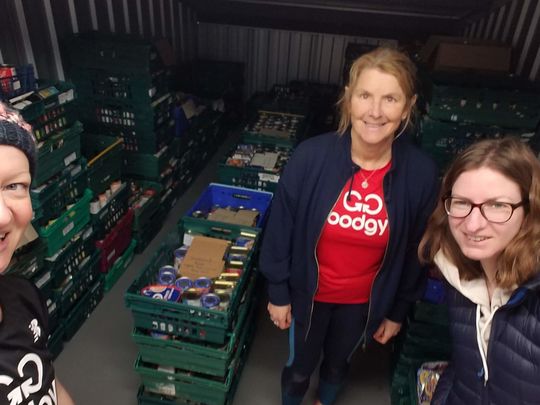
[327,191,388,236]
[28,319,41,343]
[0,353,58,404]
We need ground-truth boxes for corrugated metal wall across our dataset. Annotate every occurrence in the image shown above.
[0,0,198,80]
[197,22,396,96]
[464,0,540,81]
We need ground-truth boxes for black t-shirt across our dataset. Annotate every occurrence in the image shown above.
[0,275,57,404]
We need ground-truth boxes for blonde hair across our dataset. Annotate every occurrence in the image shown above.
[419,137,540,288]
[336,47,418,135]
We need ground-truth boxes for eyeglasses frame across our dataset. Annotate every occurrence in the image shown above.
[443,196,528,224]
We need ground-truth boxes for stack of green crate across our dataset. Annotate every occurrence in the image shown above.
[6,79,99,353]
[126,183,273,404]
[391,301,451,405]
[126,220,261,404]
[63,33,180,247]
[420,74,540,171]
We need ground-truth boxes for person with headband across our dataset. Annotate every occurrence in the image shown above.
[259,47,439,405]
[419,137,540,404]
[0,102,74,404]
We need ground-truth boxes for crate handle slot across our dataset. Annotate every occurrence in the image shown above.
[232,193,251,201]
[210,227,232,235]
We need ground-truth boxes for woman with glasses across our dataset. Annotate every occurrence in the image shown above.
[419,137,540,404]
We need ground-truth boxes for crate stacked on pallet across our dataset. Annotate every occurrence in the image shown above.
[63,33,176,256]
[126,183,273,404]
[390,276,451,405]
[6,79,104,353]
[419,73,540,172]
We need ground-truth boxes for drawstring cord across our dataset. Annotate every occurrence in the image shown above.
[347,166,359,201]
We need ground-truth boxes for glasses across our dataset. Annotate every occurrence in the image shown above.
[443,197,527,224]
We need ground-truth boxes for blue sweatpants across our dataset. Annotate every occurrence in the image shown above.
[281,301,369,405]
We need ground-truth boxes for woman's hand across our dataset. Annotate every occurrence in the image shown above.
[373,318,402,344]
[267,302,292,330]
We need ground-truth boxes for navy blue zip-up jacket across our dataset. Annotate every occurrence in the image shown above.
[432,274,540,405]
[259,130,439,340]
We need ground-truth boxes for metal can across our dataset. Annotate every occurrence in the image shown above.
[173,247,187,270]
[213,280,236,294]
[193,277,213,294]
[157,265,177,285]
[183,288,202,307]
[200,293,221,310]
[214,290,231,310]
[175,276,193,291]
[218,272,240,282]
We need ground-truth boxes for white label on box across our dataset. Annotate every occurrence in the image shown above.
[258,173,280,183]
[64,152,76,166]
[13,80,21,90]
[63,221,74,236]
[183,233,194,246]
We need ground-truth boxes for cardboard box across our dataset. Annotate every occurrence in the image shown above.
[179,235,230,279]
[420,36,512,73]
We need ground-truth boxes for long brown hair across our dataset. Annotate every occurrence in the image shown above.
[419,137,540,288]
[336,47,418,135]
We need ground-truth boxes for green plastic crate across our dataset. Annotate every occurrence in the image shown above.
[125,223,260,344]
[54,250,101,316]
[131,180,163,232]
[217,138,292,193]
[62,276,104,341]
[37,189,92,256]
[123,140,178,180]
[132,275,257,377]
[64,32,163,73]
[46,224,96,288]
[31,161,88,227]
[90,182,129,240]
[134,307,254,405]
[33,121,83,186]
[83,135,123,196]
[104,239,137,292]
[133,205,167,254]
[71,67,170,104]
[6,239,48,279]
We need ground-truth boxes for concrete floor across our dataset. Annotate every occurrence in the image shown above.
[54,130,393,405]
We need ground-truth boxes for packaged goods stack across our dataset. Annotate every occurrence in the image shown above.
[63,33,173,261]
[126,183,273,404]
[390,272,451,405]
[218,83,317,192]
[419,72,540,172]
[5,78,100,356]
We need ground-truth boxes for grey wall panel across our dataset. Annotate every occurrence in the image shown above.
[111,0,126,34]
[465,0,540,81]
[95,0,112,32]
[197,22,394,96]
[0,0,197,82]
[75,1,94,33]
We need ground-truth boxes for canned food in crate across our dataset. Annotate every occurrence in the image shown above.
[215,290,230,310]
[200,293,220,310]
[193,277,212,294]
[175,276,192,291]
[183,288,202,306]
[157,265,177,285]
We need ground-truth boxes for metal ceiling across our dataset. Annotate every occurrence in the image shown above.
[183,0,499,41]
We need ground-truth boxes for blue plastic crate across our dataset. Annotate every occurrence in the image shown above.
[184,183,273,231]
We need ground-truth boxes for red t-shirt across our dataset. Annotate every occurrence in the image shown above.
[315,162,391,303]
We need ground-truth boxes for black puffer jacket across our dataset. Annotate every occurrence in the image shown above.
[432,274,540,405]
